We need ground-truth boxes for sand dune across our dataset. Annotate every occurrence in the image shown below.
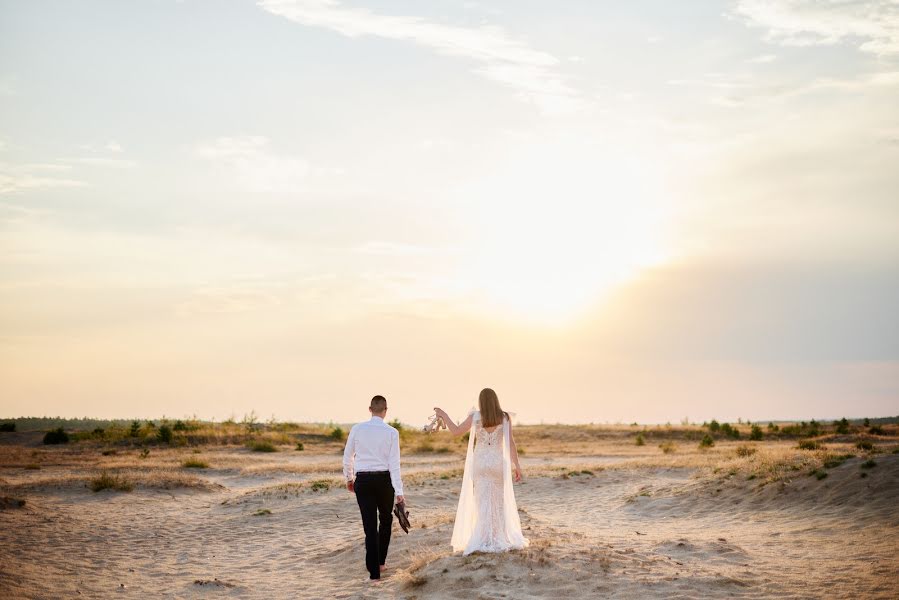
[1,431,897,598]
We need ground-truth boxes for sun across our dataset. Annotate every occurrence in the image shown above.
[455,139,672,326]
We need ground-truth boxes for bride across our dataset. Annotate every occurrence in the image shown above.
[433,388,529,555]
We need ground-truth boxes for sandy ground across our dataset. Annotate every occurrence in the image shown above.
[1,432,897,599]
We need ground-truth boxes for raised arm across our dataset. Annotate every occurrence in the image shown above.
[433,407,473,437]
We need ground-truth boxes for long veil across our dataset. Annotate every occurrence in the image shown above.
[451,410,528,553]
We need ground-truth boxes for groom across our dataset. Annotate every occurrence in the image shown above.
[343,395,405,581]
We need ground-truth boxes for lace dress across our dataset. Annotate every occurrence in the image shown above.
[451,412,528,555]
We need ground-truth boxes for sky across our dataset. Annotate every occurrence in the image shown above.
[1,0,897,425]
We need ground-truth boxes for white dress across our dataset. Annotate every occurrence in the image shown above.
[451,411,529,555]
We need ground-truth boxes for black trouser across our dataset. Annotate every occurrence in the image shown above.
[354,471,395,580]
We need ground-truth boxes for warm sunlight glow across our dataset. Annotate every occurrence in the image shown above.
[456,140,672,325]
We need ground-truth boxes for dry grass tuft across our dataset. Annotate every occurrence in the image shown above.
[182,458,209,469]
[90,471,134,492]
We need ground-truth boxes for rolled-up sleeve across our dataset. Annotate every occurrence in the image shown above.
[388,429,403,496]
[342,426,356,481]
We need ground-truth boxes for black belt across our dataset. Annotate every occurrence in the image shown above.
[356,470,389,475]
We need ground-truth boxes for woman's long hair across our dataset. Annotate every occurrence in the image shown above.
[478,388,508,428]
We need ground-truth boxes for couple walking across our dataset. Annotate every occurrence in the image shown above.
[342,389,529,581]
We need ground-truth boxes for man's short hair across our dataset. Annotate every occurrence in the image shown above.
[370,395,387,411]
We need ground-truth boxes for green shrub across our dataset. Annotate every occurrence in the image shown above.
[868,425,884,435]
[182,458,209,469]
[129,421,141,437]
[295,442,305,451]
[310,480,330,492]
[157,424,173,444]
[329,426,345,441]
[856,440,874,451]
[720,423,740,439]
[43,427,69,445]
[635,433,645,446]
[860,459,877,470]
[699,434,715,448]
[247,440,277,452]
[90,472,133,492]
[797,439,821,450]
[0,422,15,432]
[658,441,677,454]
[767,422,779,432]
[749,425,763,441]
[834,418,850,435]
[388,419,404,432]
[254,509,272,516]
[863,418,870,427]
[708,420,721,433]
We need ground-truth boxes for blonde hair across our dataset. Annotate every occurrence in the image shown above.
[478,388,507,428]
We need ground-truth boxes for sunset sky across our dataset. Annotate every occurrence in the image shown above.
[1,0,897,425]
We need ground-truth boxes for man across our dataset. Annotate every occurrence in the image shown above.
[343,395,405,582]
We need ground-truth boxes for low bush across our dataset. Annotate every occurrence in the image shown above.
[855,440,874,451]
[735,444,757,457]
[43,428,69,445]
[797,439,821,451]
[658,441,677,454]
[157,424,173,444]
[635,433,645,446]
[860,459,877,470]
[749,425,763,441]
[330,426,345,441]
[182,458,209,469]
[699,434,715,448]
[295,442,305,451]
[90,472,134,492]
[247,440,277,452]
[0,422,15,432]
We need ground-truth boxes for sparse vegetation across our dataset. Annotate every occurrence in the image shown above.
[659,441,677,454]
[735,444,757,457]
[699,434,715,448]
[860,459,877,470]
[253,509,272,516]
[309,480,331,492]
[0,422,16,432]
[797,439,822,450]
[43,427,69,445]
[822,453,854,469]
[295,442,304,451]
[90,472,134,492]
[182,458,209,469]
[855,440,874,451]
[247,440,277,452]
[868,425,885,435]
[635,433,645,446]
[329,426,345,441]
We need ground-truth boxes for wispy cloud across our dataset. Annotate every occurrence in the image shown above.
[0,162,86,195]
[746,53,777,63]
[735,0,899,56]
[194,136,309,193]
[257,0,581,114]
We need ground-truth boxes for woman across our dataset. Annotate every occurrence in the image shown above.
[434,388,529,555]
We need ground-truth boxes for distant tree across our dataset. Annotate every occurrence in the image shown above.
[834,418,850,435]
[129,421,141,437]
[699,434,715,448]
[863,417,870,427]
[330,426,345,441]
[157,424,173,444]
[750,424,763,441]
[708,420,721,433]
[0,422,15,432]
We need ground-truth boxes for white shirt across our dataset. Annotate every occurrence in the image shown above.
[343,416,404,496]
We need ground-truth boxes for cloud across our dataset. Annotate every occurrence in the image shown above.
[257,0,581,114]
[746,53,777,63]
[194,136,309,193]
[735,0,899,56]
[0,162,86,195]
[63,157,137,169]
